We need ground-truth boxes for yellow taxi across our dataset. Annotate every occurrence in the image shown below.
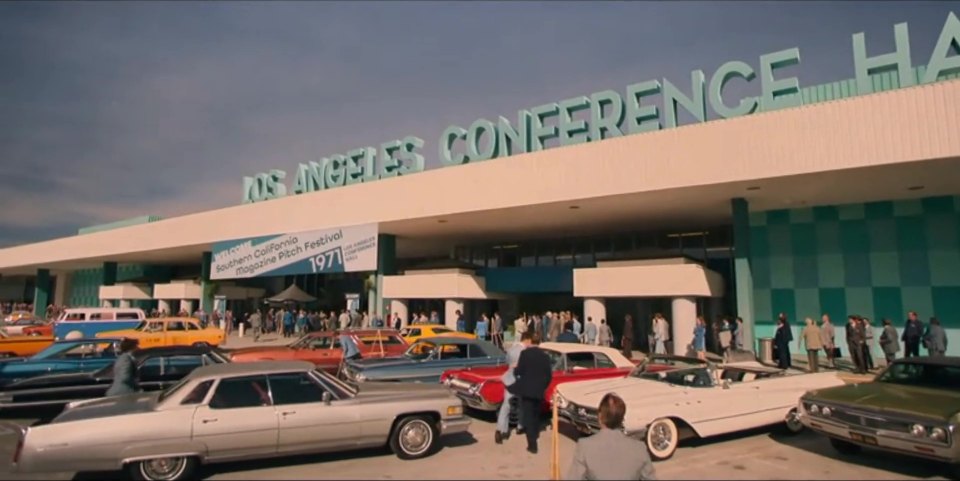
[97,317,225,348]
[399,324,476,344]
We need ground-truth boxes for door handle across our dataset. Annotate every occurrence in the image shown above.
[281,411,296,416]
[202,418,218,424]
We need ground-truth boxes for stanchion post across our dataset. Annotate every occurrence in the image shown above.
[551,392,560,480]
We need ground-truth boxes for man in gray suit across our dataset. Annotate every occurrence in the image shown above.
[923,317,948,356]
[565,393,657,480]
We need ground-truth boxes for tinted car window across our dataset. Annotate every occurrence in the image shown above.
[209,376,271,409]
[439,344,468,360]
[269,372,329,405]
[116,312,142,320]
[567,352,596,369]
[594,353,616,368]
[181,380,214,405]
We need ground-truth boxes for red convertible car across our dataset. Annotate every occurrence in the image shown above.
[440,343,637,413]
[228,329,408,374]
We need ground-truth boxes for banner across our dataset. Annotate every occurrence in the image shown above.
[210,224,378,280]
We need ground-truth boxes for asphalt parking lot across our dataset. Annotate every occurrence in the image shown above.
[0,333,945,480]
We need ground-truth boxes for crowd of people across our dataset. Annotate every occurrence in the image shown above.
[774,310,949,373]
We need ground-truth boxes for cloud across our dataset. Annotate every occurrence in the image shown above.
[0,1,954,248]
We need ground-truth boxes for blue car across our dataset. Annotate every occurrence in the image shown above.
[0,338,122,387]
[341,336,506,384]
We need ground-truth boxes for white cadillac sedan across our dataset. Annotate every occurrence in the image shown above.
[555,359,845,460]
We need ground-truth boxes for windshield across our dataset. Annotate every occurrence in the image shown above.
[638,366,715,388]
[158,376,193,402]
[404,341,437,361]
[877,362,960,390]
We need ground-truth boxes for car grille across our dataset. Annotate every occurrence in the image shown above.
[564,402,600,431]
[828,407,912,434]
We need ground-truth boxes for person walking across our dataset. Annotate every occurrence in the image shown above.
[249,309,263,342]
[105,338,140,396]
[456,310,466,333]
[621,314,635,360]
[693,317,707,361]
[548,312,561,343]
[557,322,579,343]
[799,317,823,373]
[475,314,489,341]
[862,317,875,371]
[572,314,583,343]
[492,313,504,349]
[902,311,923,358]
[878,318,900,365]
[923,317,948,356]
[564,393,657,481]
[510,334,553,454]
[734,317,745,351]
[584,317,598,345]
[514,314,528,340]
[820,314,837,368]
[846,315,867,374]
[773,313,793,369]
[652,313,669,355]
[598,319,612,347]
[718,317,733,360]
[495,331,531,444]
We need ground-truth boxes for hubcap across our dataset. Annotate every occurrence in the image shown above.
[400,420,432,455]
[650,423,672,452]
[786,410,802,431]
[141,457,185,480]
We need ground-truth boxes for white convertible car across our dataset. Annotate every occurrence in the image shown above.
[555,358,845,460]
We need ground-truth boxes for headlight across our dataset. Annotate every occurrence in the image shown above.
[467,383,480,394]
[930,427,947,442]
[555,392,568,409]
[821,406,832,417]
[446,405,463,416]
[809,404,820,415]
[910,424,927,438]
[442,377,453,386]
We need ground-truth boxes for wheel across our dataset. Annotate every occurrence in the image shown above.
[783,408,804,435]
[64,330,83,340]
[127,456,197,481]
[645,418,679,460]
[389,415,439,460]
[829,437,862,455]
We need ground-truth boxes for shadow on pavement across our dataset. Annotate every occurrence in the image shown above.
[767,429,953,480]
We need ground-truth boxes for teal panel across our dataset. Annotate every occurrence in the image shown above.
[868,219,898,253]
[794,255,819,289]
[932,287,960,329]
[864,201,894,219]
[872,287,904,324]
[768,224,792,256]
[794,288,821,323]
[837,204,865,220]
[929,250,960,287]
[754,288,772,324]
[922,196,956,214]
[767,210,790,225]
[844,252,873,287]
[790,223,817,257]
[893,199,923,217]
[839,220,870,252]
[753,256,771,289]
[749,211,768,227]
[816,222,841,254]
[899,250,932,287]
[817,254,845,288]
[750,226,770,258]
[926,215,958,250]
[901,286,934,320]
[813,206,839,222]
[869,251,902,287]
[769,256,795,289]
[819,288,847,322]
[789,207,814,224]
[895,217,927,251]
[770,289,796,325]
[845,287,874,320]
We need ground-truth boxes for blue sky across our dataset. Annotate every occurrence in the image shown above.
[0,1,955,247]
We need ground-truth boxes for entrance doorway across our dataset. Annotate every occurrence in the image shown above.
[605,297,673,353]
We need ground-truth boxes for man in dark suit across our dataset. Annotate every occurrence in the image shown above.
[511,334,553,454]
[106,338,140,397]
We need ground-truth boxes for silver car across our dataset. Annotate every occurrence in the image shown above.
[5,360,470,481]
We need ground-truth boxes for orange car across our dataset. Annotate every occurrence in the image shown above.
[229,329,409,374]
[0,332,55,358]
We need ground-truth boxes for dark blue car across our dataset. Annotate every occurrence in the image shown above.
[0,338,122,387]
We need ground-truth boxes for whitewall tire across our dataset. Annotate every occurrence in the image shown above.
[128,456,197,481]
[390,415,439,460]
[646,418,679,460]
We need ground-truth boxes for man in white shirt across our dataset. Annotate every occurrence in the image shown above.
[338,310,350,331]
[585,317,598,345]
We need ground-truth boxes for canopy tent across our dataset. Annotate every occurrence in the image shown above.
[266,284,317,303]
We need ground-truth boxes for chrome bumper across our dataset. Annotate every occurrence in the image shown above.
[800,412,960,463]
[440,416,472,435]
[451,391,498,411]
[559,407,600,434]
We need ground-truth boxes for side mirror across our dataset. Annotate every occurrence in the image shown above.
[322,391,332,405]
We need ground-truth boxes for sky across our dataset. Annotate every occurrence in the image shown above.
[0,1,956,247]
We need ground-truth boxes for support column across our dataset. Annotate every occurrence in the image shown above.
[375,234,397,318]
[583,298,606,344]
[444,299,465,330]
[731,198,755,352]
[33,269,51,319]
[672,296,697,356]
[158,299,171,315]
[200,252,213,314]
[181,300,194,314]
[119,300,132,308]
[389,299,408,327]
[53,272,70,306]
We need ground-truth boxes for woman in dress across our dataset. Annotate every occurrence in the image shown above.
[693,317,707,360]
[774,314,794,369]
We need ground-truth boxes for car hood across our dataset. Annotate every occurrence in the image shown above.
[53,392,159,423]
[557,376,686,408]
[448,366,508,382]
[806,382,960,420]
[3,371,100,390]
[356,380,457,403]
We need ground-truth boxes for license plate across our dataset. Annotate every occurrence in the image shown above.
[849,432,878,445]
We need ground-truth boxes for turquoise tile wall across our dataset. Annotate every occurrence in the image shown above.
[750,195,960,356]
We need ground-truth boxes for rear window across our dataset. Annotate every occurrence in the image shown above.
[209,376,271,409]
[357,335,405,346]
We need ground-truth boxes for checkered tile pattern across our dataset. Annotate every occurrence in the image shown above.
[749,196,960,330]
